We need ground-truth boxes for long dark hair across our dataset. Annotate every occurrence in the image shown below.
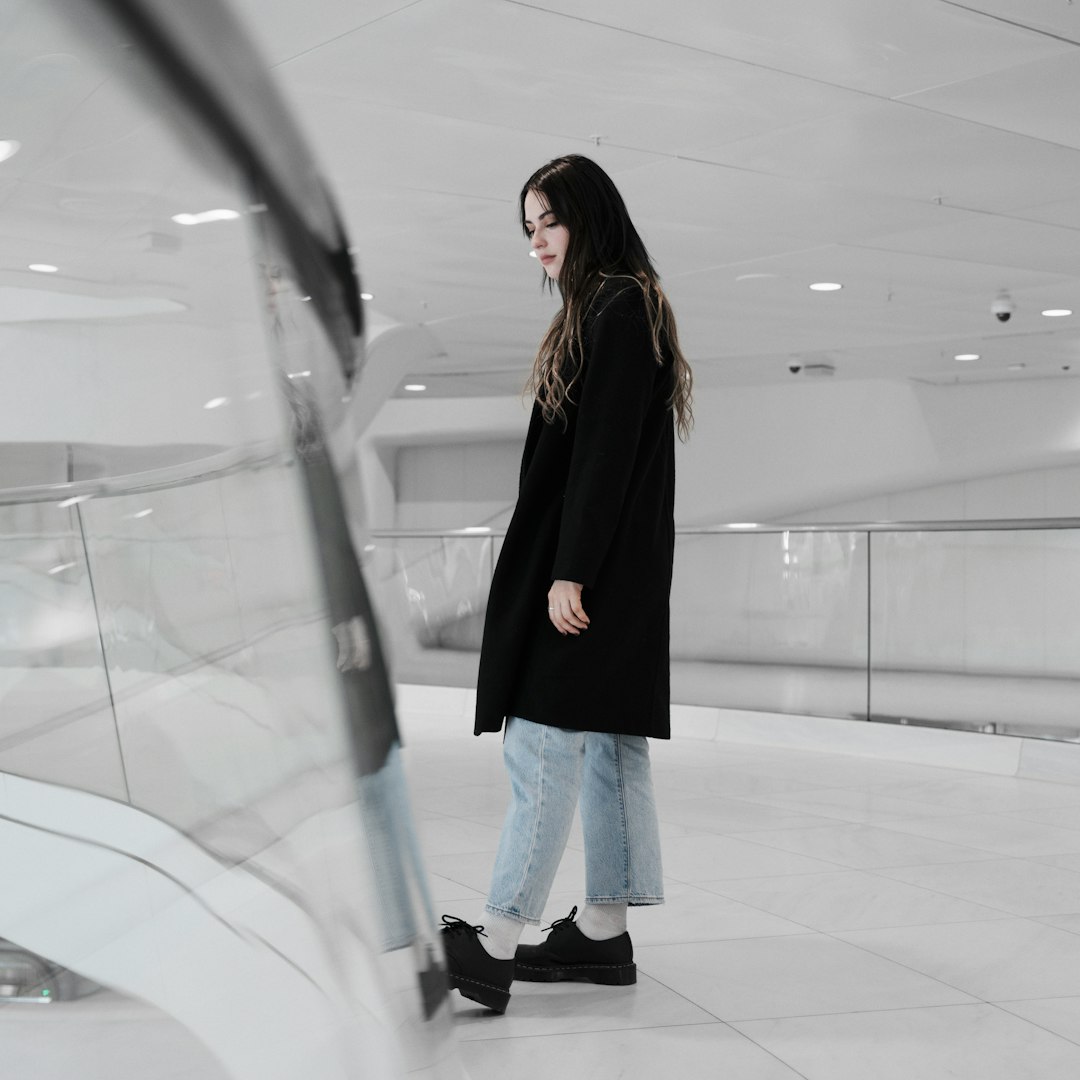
[520,154,693,440]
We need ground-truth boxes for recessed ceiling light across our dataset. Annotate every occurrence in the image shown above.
[1042,309,1072,317]
[171,208,240,225]
[954,353,979,361]
[0,140,20,163]
[29,263,58,273]
[462,526,491,534]
[360,292,374,301]
[809,282,842,292]
[403,383,427,392]
[203,396,229,409]
[728,522,759,529]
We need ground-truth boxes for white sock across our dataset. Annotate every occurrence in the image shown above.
[480,912,525,960]
[576,903,628,941]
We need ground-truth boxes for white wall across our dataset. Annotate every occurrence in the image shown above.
[676,376,1080,524]
[358,395,532,530]
[395,439,519,529]
[358,375,1080,529]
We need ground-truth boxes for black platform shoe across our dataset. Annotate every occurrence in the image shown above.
[515,906,636,985]
[439,916,514,1014]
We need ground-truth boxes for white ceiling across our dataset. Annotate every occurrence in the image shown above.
[225,0,1080,394]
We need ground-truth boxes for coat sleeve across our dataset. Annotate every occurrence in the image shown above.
[551,288,659,588]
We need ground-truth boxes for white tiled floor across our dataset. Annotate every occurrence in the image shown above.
[401,717,1080,1080]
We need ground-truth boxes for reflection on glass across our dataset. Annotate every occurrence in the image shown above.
[369,536,495,687]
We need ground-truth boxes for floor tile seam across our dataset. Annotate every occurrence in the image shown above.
[659,790,837,809]
[873,858,1080,908]
[678,882,843,936]
[426,811,506,829]
[726,999,1034,1028]
[970,807,1080,828]
[660,860,859,889]
[857,868,1037,917]
[992,993,1080,1004]
[713,791,977,822]
[818,922,1046,1003]
[1035,916,1080,937]
[720,828,1006,866]
[454,1017,727,1045]
[635,928,816,947]
[656,816,851,833]
[426,866,488,894]
[827,910,1028,938]
[986,1000,1080,1050]
[721,825,1006,859]
[1027,857,1080,878]
[635,929,839,953]
[689,876,1023,934]
[626,967,746,1027]
[861,819,1080,855]
[720,1024,816,1080]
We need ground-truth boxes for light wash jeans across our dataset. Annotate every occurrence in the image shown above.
[485,716,664,924]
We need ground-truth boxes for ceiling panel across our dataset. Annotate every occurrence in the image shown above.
[900,52,1080,149]
[227,0,413,67]
[1009,196,1080,231]
[691,99,1080,213]
[215,0,1080,389]
[948,0,1080,39]
[520,0,1075,95]
[871,215,1080,277]
[612,156,963,248]
[273,0,873,159]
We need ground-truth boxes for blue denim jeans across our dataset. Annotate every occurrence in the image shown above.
[485,716,664,924]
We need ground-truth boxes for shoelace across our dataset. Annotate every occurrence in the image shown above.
[440,914,487,938]
[541,905,579,935]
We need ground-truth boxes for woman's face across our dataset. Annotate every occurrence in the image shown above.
[523,189,568,281]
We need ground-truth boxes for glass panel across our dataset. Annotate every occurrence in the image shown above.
[671,531,869,719]
[0,500,126,799]
[871,529,1080,739]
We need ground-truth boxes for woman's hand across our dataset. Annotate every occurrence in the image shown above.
[548,579,589,636]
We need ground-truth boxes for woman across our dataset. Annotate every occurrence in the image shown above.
[440,155,692,1014]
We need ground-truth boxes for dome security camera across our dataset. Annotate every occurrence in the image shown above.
[991,293,1014,323]
[787,361,803,374]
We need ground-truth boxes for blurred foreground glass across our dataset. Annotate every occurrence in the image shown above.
[0,2,456,1077]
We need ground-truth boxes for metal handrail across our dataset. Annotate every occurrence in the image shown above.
[371,517,1080,538]
[0,442,289,507]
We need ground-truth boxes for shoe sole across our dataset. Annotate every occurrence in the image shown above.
[448,972,511,1013]
[514,962,636,985]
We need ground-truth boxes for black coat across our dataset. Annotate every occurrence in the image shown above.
[474,283,676,739]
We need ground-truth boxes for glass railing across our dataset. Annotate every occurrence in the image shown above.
[368,520,1080,743]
